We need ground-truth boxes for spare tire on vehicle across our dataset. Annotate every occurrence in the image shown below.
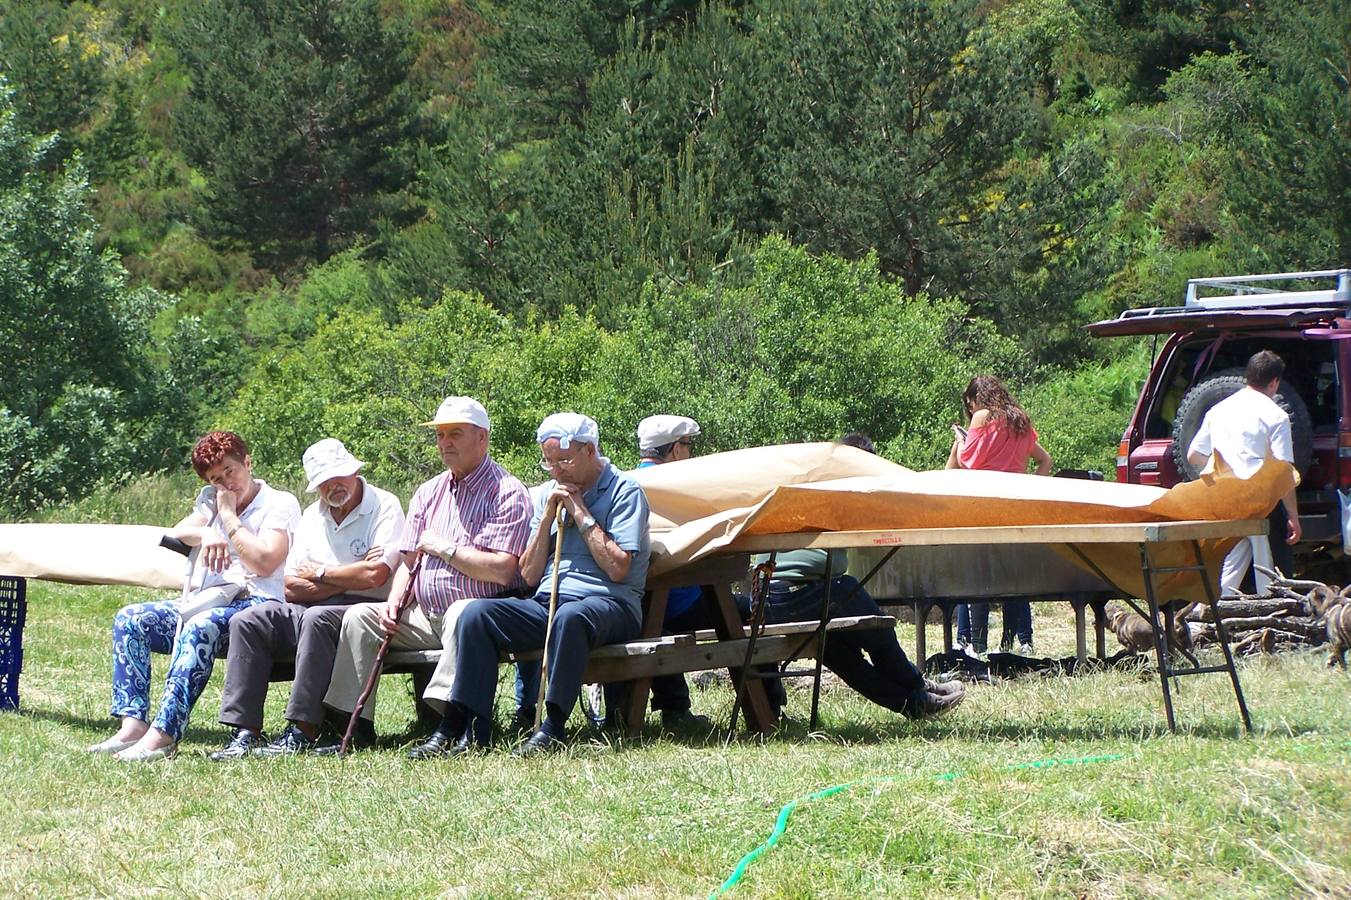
[1170,369,1313,481]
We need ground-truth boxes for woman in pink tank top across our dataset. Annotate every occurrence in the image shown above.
[945,376,1052,656]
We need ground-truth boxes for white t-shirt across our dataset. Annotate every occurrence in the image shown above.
[1188,387,1293,479]
[286,478,406,600]
[192,480,302,601]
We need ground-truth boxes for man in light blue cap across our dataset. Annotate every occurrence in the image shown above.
[446,412,651,755]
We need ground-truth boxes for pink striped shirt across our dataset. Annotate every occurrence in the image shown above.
[399,456,532,616]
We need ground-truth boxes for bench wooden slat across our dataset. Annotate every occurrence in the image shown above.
[376,614,895,678]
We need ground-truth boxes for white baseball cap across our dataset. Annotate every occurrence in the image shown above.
[302,438,365,492]
[537,412,600,450]
[637,415,700,452]
[422,396,490,430]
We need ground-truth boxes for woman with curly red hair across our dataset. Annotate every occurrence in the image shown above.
[88,431,300,761]
[946,376,1052,656]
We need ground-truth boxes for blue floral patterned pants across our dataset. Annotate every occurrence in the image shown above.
[110,595,271,741]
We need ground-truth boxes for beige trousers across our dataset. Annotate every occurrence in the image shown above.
[323,599,473,721]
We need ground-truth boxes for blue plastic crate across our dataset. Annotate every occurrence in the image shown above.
[0,576,26,710]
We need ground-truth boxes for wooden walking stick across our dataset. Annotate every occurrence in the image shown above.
[339,555,422,756]
[533,505,568,731]
[340,485,448,756]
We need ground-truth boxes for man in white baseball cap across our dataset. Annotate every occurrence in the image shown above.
[211,438,407,759]
[637,414,700,466]
[331,396,534,758]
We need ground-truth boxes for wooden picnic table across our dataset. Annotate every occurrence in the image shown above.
[645,518,1268,733]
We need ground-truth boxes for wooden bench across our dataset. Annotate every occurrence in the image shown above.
[381,613,895,683]
[267,613,896,733]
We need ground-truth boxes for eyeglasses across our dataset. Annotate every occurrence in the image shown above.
[538,453,582,473]
[675,439,694,447]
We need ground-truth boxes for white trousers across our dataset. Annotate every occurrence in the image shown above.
[1219,536,1274,598]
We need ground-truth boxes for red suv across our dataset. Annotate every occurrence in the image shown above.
[1088,269,1351,567]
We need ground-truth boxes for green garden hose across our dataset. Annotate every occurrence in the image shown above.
[709,753,1125,898]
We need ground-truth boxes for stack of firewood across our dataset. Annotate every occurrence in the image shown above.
[1188,566,1343,659]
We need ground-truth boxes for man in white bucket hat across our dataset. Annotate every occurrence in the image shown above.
[330,396,533,758]
[211,438,406,759]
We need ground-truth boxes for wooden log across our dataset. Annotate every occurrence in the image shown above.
[1194,619,1325,643]
[1196,599,1306,620]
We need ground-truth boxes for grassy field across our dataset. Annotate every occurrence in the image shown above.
[3,581,1350,898]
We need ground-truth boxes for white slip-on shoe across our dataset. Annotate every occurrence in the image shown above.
[87,737,138,755]
[114,743,178,763]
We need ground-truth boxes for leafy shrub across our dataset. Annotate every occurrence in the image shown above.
[222,236,1025,485]
[1022,343,1153,478]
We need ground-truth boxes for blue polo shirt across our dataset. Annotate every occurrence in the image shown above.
[635,457,701,620]
[531,461,651,618]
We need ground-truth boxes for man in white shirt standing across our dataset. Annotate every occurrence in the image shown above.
[211,438,406,758]
[1187,350,1302,596]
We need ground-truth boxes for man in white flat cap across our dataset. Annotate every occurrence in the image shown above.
[603,413,712,730]
[637,414,700,467]
[328,396,532,758]
[443,412,651,756]
[211,438,406,759]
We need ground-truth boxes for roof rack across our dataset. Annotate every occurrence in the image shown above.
[1183,268,1351,310]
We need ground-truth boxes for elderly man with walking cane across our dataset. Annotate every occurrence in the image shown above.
[441,413,651,757]
[324,396,532,756]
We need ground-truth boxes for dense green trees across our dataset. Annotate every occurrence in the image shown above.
[1,0,1347,515]
[0,83,193,509]
[169,0,422,267]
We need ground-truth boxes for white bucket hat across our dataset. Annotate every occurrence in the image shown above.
[302,438,365,492]
[422,396,490,430]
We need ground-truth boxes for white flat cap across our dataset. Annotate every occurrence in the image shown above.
[637,415,700,452]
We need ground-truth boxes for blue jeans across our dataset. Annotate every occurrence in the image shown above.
[957,601,1032,651]
[110,595,271,741]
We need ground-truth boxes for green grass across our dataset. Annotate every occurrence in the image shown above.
[3,584,1350,898]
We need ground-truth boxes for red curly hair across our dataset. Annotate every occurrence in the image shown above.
[191,431,250,479]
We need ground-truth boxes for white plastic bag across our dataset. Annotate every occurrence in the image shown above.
[1340,488,1351,554]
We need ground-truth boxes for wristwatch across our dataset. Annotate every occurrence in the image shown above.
[580,515,598,533]
[315,566,327,583]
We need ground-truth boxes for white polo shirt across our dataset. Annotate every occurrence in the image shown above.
[1188,386,1293,479]
[193,480,302,601]
[285,478,407,600]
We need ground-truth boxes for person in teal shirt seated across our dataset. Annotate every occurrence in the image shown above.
[740,432,966,721]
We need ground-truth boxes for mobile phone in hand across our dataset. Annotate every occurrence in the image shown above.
[951,423,967,440]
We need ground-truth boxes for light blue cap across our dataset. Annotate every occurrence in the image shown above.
[536,412,600,450]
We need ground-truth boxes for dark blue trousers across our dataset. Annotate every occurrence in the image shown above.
[451,593,640,725]
[740,575,927,716]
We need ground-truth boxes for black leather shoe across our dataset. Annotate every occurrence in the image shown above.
[511,728,563,758]
[660,709,713,731]
[906,682,967,720]
[509,706,536,737]
[312,718,377,756]
[407,730,455,760]
[253,724,317,757]
[208,728,266,761]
